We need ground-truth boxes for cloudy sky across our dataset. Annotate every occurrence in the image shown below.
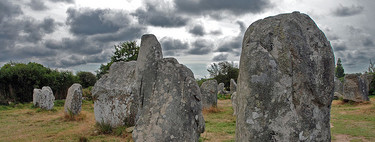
[0,0,374,78]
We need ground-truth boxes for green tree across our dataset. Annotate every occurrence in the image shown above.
[77,71,97,88]
[335,58,345,78]
[96,41,139,79]
[207,61,239,90]
[0,62,79,103]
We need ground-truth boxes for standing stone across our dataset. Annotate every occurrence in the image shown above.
[133,34,205,142]
[360,73,374,93]
[92,61,138,127]
[64,83,83,115]
[343,74,369,102]
[33,86,55,110]
[334,77,343,99]
[230,79,237,94]
[236,12,334,141]
[217,83,227,94]
[231,92,238,116]
[200,79,218,109]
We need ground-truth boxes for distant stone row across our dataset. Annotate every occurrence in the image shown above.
[33,83,83,115]
[334,73,373,102]
[199,78,237,109]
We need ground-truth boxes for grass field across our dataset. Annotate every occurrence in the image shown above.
[1,97,375,142]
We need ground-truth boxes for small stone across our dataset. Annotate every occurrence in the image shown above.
[33,86,55,110]
[217,83,227,94]
[200,79,218,109]
[64,83,83,115]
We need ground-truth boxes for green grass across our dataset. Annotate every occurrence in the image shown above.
[201,100,236,141]
[2,97,375,141]
[217,94,231,100]
[330,99,375,141]
[54,99,65,107]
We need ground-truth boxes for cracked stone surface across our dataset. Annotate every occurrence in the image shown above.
[64,83,83,115]
[200,79,218,109]
[343,74,369,102]
[92,61,138,127]
[236,12,334,142]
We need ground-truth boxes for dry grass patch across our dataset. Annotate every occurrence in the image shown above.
[63,111,86,121]
[203,106,222,114]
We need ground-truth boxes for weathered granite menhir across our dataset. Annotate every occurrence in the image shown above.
[342,74,369,102]
[200,79,218,109]
[33,86,55,110]
[92,61,138,127]
[236,12,334,141]
[132,34,205,141]
[64,83,83,115]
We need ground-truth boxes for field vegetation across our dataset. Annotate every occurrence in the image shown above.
[1,96,375,141]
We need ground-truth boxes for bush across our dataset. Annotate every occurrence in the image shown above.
[207,61,238,90]
[196,78,214,87]
[95,121,113,134]
[77,72,96,88]
[82,86,93,100]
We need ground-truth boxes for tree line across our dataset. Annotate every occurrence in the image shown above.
[0,62,96,104]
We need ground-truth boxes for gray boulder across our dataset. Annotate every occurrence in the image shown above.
[343,74,369,102]
[92,61,138,127]
[200,79,218,109]
[334,77,343,99]
[33,86,55,110]
[64,83,83,115]
[133,34,205,142]
[230,79,237,94]
[231,92,237,116]
[217,82,227,94]
[236,12,334,141]
[361,73,374,93]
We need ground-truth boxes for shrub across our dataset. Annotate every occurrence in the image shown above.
[0,62,79,103]
[95,121,112,134]
[82,87,93,100]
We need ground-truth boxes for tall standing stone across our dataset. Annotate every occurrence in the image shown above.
[236,12,334,141]
[343,74,369,102]
[230,79,237,94]
[92,61,138,127]
[200,79,218,109]
[33,86,55,110]
[133,34,205,141]
[64,83,83,115]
